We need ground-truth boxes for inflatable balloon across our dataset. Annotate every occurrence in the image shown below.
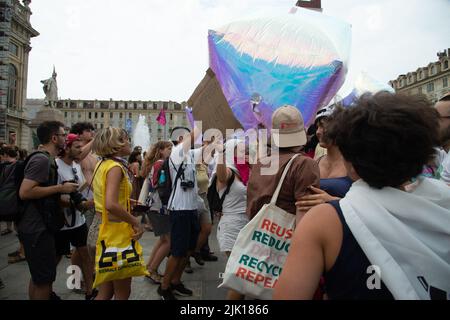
[208,9,351,131]
[340,71,395,107]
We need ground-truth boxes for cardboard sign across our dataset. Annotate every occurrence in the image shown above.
[187,68,243,137]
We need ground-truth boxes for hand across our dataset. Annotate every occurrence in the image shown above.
[60,182,79,194]
[131,219,144,241]
[129,199,142,208]
[82,200,95,210]
[295,186,338,213]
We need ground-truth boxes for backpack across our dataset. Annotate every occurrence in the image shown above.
[0,151,44,222]
[207,170,235,217]
[155,158,184,206]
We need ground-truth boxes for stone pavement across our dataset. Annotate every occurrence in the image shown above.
[0,222,228,300]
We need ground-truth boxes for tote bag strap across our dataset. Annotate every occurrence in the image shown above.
[101,161,132,224]
[270,154,300,205]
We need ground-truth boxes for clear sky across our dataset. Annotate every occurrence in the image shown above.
[26,0,450,102]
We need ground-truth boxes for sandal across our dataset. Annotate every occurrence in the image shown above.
[8,250,20,257]
[145,270,162,284]
[1,229,13,236]
[8,253,26,264]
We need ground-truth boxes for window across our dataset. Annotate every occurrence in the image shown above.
[78,112,81,118]
[419,71,423,80]
[418,87,422,94]
[64,112,67,118]
[170,113,173,121]
[95,112,98,119]
[100,124,104,129]
[143,103,147,110]
[427,82,434,93]
[134,103,137,109]
[110,112,113,119]
[153,103,158,110]
[7,64,17,109]
[101,112,104,118]
[119,113,123,119]
[89,112,92,119]
[9,43,18,56]
[125,103,128,109]
[445,61,449,69]
[431,66,435,75]
[129,113,132,119]
[444,77,448,88]
[163,102,168,110]
[115,102,119,109]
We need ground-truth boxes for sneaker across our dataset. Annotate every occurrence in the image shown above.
[170,282,193,297]
[0,278,5,289]
[50,291,62,300]
[184,261,193,274]
[202,253,218,262]
[157,285,177,300]
[192,252,205,266]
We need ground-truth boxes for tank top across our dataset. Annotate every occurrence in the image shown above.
[320,176,353,198]
[324,200,394,300]
[218,170,247,215]
[93,159,132,215]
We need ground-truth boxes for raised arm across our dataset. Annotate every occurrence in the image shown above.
[78,139,94,162]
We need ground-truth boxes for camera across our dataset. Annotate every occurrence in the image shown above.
[180,180,195,190]
[63,180,85,207]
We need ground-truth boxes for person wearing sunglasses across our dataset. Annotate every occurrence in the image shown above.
[55,133,96,300]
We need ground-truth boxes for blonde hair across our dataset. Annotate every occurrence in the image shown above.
[92,127,128,157]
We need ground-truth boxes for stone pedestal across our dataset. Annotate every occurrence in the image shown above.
[27,106,65,149]
[28,107,64,129]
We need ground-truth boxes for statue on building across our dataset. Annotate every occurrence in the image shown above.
[41,66,58,107]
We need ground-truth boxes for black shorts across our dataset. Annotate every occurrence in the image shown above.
[147,210,170,237]
[19,231,57,285]
[54,223,88,256]
[169,210,200,257]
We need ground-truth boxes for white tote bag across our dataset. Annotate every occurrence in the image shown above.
[219,154,299,300]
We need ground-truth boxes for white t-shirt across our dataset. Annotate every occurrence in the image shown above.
[168,144,202,211]
[56,158,87,230]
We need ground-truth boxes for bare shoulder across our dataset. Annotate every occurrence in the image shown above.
[296,203,342,241]
[297,203,343,270]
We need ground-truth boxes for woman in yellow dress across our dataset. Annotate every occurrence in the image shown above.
[92,127,144,300]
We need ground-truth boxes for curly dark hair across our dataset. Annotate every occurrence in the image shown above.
[70,122,95,135]
[328,91,440,189]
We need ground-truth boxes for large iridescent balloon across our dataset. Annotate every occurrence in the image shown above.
[340,72,395,107]
[208,9,351,130]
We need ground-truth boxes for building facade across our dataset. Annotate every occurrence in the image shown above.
[0,0,38,147]
[389,48,450,103]
[26,99,190,147]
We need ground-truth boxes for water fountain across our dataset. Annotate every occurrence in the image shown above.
[132,114,151,153]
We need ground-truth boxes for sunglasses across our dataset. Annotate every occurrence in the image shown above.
[71,167,79,183]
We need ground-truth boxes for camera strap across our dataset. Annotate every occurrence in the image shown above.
[168,158,186,210]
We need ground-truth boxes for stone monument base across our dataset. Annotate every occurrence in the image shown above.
[29,107,65,128]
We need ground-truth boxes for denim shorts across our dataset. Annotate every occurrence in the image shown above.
[169,210,200,257]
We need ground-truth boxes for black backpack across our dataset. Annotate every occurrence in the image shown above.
[156,158,184,206]
[207,170,235,217]
[0,151,44,222]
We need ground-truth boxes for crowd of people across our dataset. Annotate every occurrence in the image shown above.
[0,91,449,300]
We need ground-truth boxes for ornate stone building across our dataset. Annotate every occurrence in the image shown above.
[0,0,38,147]
[389,48,450,103]
[26,98,190,147]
